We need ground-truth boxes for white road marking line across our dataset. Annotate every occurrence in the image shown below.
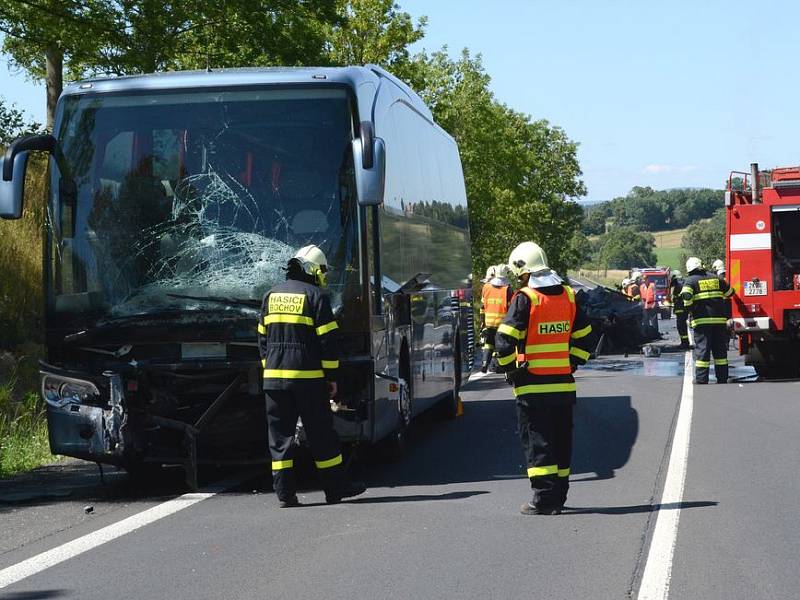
[637,351,694,600]
[0,480,235,589]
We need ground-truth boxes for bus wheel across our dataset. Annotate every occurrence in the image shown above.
[438,337,462,419]
[381,379,411,461]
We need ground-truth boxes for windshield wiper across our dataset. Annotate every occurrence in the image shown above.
[63,309,190,344]
[166,293,261,309]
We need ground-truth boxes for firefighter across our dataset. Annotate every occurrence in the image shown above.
[495,242,595,515]
[680,257,735,384]
[621,277,631,297]
[627,273,642,302]
[480,264,514,373]
[642,278,659,331]
[258,245,366,507]
[670,270,689,349]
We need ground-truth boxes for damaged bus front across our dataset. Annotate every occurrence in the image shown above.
[0,67,473,486]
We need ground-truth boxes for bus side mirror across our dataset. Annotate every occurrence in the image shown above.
[0,152,30,220]
[1,134,57,220]
[352,121,385,207]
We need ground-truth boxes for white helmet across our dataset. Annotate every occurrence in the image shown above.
[711,259,725,274]
[508,241,562,288]
[671,270,682,278]
[292,245,329,286]
[494,263,511,280]
[483,265,496,282]
[686,256,703,273]
[631,270,642,282]
[622,277,631,286]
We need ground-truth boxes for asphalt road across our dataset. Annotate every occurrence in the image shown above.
[1,317,798,599]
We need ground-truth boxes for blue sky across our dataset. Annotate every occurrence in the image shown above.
[2,0,799,202]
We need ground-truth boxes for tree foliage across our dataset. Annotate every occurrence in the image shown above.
[682,208,725,266]
[582,187,724,235]
[595,227,657,270]
[0,97,44,146]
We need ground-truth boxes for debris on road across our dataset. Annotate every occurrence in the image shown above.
[83,505,94,514]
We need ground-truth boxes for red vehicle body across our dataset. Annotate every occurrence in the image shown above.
[639,268,672,319]
[726,163,800,378]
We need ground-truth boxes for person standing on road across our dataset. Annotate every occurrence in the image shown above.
[479,264,514,373]
[670,270,689,349]
[626,273,642,302]
[495,242,595,515]
[258,245,366,507]
[680,257,734,384]
[642,279,659,332]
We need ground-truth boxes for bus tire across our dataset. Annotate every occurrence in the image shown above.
[438,335,462,419]
[381,343,412,461]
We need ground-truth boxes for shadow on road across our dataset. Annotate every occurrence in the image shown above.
[564,500,717,515]
[0,591,69,599]
[573,396,639,480]
[349,490,490,504]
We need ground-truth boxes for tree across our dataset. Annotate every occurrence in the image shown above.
[326,0,426,71]
[0,0,111,129]
[596,227,656,270]
[411,49,586,278]
[682,208,725,265]
[0,97,44,146]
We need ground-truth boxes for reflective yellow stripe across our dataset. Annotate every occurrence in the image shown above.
[694,291,724,301]
[482,343,495,350]
[519,287,538,305]
[261,358,266,368]
[527,358,571,369]
[527,464,558,477]
[691,317,728,327]
[695,360,711,367]
[498,323,526,340]
[321,359,339,369]
[524,342,569,354]
[257,323,267,335]
[496,352,517,366]
[569,347,591,361]
[714,358,729,365]
[723,287,734,298]
[564,285,575,304]
[265,314,314,326]
[272,460,294,470]
[680,286,694,297]
[315,454,343,469]
[263,369,325,379]
[571,324,592,339]
[558,467,570,478]
[316,321,339,336]
[514,383,577,395]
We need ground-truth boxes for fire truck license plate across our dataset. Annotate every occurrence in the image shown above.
[744,280,767,296]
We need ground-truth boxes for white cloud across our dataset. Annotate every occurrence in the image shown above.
[643,164,698,175]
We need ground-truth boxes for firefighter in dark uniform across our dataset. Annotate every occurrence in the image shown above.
[680,257,735,384]
[495,242,595,515]
[258,245,366,507]
[670,270,690,349]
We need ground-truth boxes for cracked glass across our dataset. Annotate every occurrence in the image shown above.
[48,87,360,326]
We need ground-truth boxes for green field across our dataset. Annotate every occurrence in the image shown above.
[655,247,686,270]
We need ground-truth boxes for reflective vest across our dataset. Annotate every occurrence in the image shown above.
[643,282,656,309]
[516,286,576,376]
[482,284,510,327]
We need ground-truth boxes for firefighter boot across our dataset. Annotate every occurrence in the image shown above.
[480,348,492,373]
[520,502,561,516]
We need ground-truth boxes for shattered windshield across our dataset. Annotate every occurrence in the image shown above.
[49,87,360,322]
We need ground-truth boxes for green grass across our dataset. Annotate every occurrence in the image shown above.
[655,247,686,271]
[0,357,54,478]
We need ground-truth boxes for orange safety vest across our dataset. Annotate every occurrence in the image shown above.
[516,286,576,376]
[643,282,656,308]
[482,284,510,328]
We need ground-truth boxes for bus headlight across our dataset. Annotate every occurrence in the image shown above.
[41,373,100,408]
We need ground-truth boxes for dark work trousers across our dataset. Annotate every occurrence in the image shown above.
[265,380,346,500]
[516,401,574,509]
[693,325,729,384]
[481,327,498,370]
[675,312,689,347]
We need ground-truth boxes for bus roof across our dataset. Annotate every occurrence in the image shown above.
[61,64,434,121]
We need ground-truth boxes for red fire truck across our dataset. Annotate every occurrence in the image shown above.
[726,163,800,378]
[639,267,673,319]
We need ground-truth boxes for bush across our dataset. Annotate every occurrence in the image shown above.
[0,366,52,477]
